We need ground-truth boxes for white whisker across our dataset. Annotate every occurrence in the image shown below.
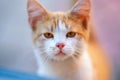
[71,55,79,64]
[41,54,50,65]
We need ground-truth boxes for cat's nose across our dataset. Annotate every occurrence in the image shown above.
[56,43,65,49]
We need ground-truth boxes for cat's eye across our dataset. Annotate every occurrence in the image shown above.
[66,31,76,38]
[44,32,54,39]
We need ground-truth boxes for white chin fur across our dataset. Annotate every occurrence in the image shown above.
[52,55,71,61]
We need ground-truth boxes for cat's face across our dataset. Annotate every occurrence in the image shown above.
[27,0,90,61]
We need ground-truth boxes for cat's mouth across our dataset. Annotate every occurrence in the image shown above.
[52,50,73,61]
[53,51,69,61]
[55,50,66,56]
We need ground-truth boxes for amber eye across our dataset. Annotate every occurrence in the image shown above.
[66,32,76,38]
[44,32,54,39]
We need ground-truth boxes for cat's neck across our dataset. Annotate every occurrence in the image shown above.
[34,49,93,79]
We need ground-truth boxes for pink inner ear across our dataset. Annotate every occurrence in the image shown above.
[27,0,47,30]
[71,0,90,17]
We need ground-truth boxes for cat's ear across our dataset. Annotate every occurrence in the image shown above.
[70,0,91,17]
[70,0,91,29]
[27,0,48,31]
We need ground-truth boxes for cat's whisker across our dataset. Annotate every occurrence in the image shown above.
[44,55,49,64]
[74,52,80,58]
[75,50,83,55]
[71,55,79,65]
[42,54,50,65]
[76,49,83,53]
[76,47,84,51]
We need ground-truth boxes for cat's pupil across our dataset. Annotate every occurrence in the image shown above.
[48,33,50,36]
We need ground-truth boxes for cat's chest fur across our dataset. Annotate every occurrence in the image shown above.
[34,50,94,80]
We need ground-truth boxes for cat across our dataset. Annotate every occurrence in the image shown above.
[27,0,110,80]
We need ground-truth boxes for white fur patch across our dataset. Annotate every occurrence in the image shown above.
[58,20,67,31]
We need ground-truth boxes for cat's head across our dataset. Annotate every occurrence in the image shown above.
[27,0,91,61]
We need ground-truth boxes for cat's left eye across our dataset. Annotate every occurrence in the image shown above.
[66,32,76,38]
[44,32,54,39]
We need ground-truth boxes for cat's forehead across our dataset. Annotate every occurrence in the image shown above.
[49,12,71,28]
[36,12,76,32]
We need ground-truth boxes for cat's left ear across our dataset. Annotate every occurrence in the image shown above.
[70,0,91,17]
[70,0,91,29]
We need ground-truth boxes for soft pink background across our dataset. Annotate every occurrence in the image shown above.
[92,0,120,79]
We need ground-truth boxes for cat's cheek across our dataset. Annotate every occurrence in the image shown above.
[35,40,43,48]
[43,40,57,56]
[62,46,73,55]
[64,38,78,54]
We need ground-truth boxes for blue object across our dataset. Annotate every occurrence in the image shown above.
[0,68,57,80]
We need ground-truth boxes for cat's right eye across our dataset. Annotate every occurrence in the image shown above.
[44,32,54,39]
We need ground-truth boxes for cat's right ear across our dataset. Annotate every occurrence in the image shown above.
[27,0,48,31]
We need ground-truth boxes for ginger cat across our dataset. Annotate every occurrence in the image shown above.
[27,0,110,80]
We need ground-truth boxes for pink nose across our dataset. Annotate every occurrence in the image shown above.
[56,43,65,49]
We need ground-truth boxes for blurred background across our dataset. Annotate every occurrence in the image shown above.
[0,0,119,80]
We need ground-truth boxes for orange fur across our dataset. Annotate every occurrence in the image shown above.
[88,39,111,80]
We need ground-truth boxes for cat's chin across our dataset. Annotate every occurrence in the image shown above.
[52,53,71,61]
